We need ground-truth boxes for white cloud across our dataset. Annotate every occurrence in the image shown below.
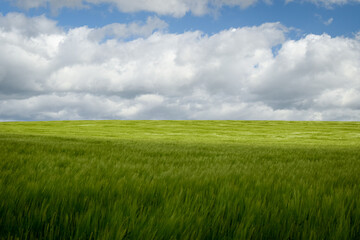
[88,16,168,41]
[249,34,360,110]
[0,12,60,36]
[315,14,334,26]
[324,17,334,26]
[314,88,360,109]
[1,13,360,121]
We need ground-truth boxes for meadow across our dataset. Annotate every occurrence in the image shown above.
[0,120,359,239]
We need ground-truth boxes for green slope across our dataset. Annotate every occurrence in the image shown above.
[0,121,359,239]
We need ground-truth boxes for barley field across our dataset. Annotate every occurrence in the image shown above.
[0,120,359,239]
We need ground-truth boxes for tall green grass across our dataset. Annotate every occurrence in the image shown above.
[0,121,360,239]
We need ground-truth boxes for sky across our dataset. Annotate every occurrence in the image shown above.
[0,0,360,121]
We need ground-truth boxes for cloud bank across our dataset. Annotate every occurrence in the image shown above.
[1,13,360,121]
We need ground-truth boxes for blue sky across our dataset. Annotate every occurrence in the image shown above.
[1,0,359,37]
[0,0,360,121]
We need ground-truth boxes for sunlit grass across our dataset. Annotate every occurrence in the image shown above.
[0,120,359,239]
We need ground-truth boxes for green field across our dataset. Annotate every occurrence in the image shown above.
[0,120,360,239]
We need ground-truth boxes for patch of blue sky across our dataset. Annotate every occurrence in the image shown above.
[1,0,359,38]
[271,43,283,57]
[164,1,360,38]
[53,4,139,30]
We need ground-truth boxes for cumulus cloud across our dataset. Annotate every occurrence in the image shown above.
[88,16,168,41]
[1,13,360,121]
[0,12,60,36]
[249,33,360,116]
[8,0,268,16]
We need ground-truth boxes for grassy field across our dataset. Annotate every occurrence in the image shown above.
[0,120,360,239]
